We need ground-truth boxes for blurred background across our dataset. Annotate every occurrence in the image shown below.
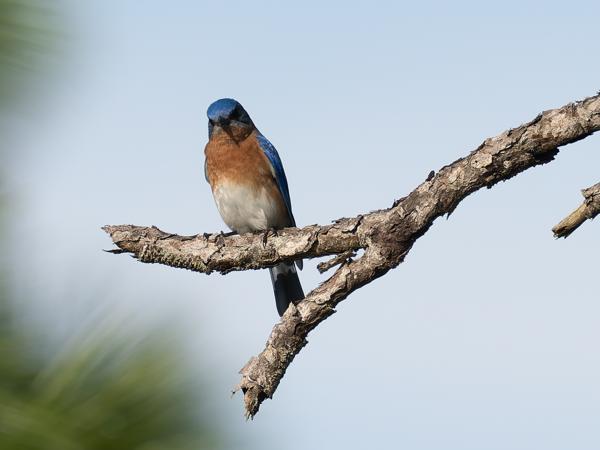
[2,1,599,449]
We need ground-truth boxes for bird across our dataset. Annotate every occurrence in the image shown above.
[203,98,304,316]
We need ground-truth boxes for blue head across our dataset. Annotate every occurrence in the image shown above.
[207,98,254,142]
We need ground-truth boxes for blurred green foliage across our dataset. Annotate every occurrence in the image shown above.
[0,3,227,449]
[0,304,223,449]
[0,0,57,109]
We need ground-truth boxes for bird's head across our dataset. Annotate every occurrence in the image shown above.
[207,98,254,142]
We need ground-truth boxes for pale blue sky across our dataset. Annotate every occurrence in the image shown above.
[8,1,600,449]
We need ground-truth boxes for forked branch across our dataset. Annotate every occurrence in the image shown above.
[104,93,600,418]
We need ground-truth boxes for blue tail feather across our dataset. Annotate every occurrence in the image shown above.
[269,263,304,316]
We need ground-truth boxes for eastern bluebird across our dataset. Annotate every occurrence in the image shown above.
[204,98,304,315]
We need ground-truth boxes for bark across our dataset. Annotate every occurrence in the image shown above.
[104,93,600,418]
[552,182,600,238]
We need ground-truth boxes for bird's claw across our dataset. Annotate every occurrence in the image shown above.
[262,227,278,247]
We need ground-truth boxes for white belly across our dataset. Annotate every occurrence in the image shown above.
[212,181,285,233]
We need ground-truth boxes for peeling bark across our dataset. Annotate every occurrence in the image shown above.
[104,93,600,418]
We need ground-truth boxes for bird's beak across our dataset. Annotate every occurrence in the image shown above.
[219,119,236,142]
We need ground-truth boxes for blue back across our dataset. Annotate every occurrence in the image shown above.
[256,134,296,227]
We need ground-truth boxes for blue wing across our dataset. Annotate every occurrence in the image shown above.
[256,133,296,227]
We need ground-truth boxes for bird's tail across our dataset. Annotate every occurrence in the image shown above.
[269,262,304,316]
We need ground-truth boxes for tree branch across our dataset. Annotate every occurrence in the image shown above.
[552,182,600,238]
[104,93,600,418]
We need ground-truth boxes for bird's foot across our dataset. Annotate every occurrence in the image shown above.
[262,227,278,247]
[215,230,236,247]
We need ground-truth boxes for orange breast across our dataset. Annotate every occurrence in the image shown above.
[204,131,290,231]
[205,132,275,191]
